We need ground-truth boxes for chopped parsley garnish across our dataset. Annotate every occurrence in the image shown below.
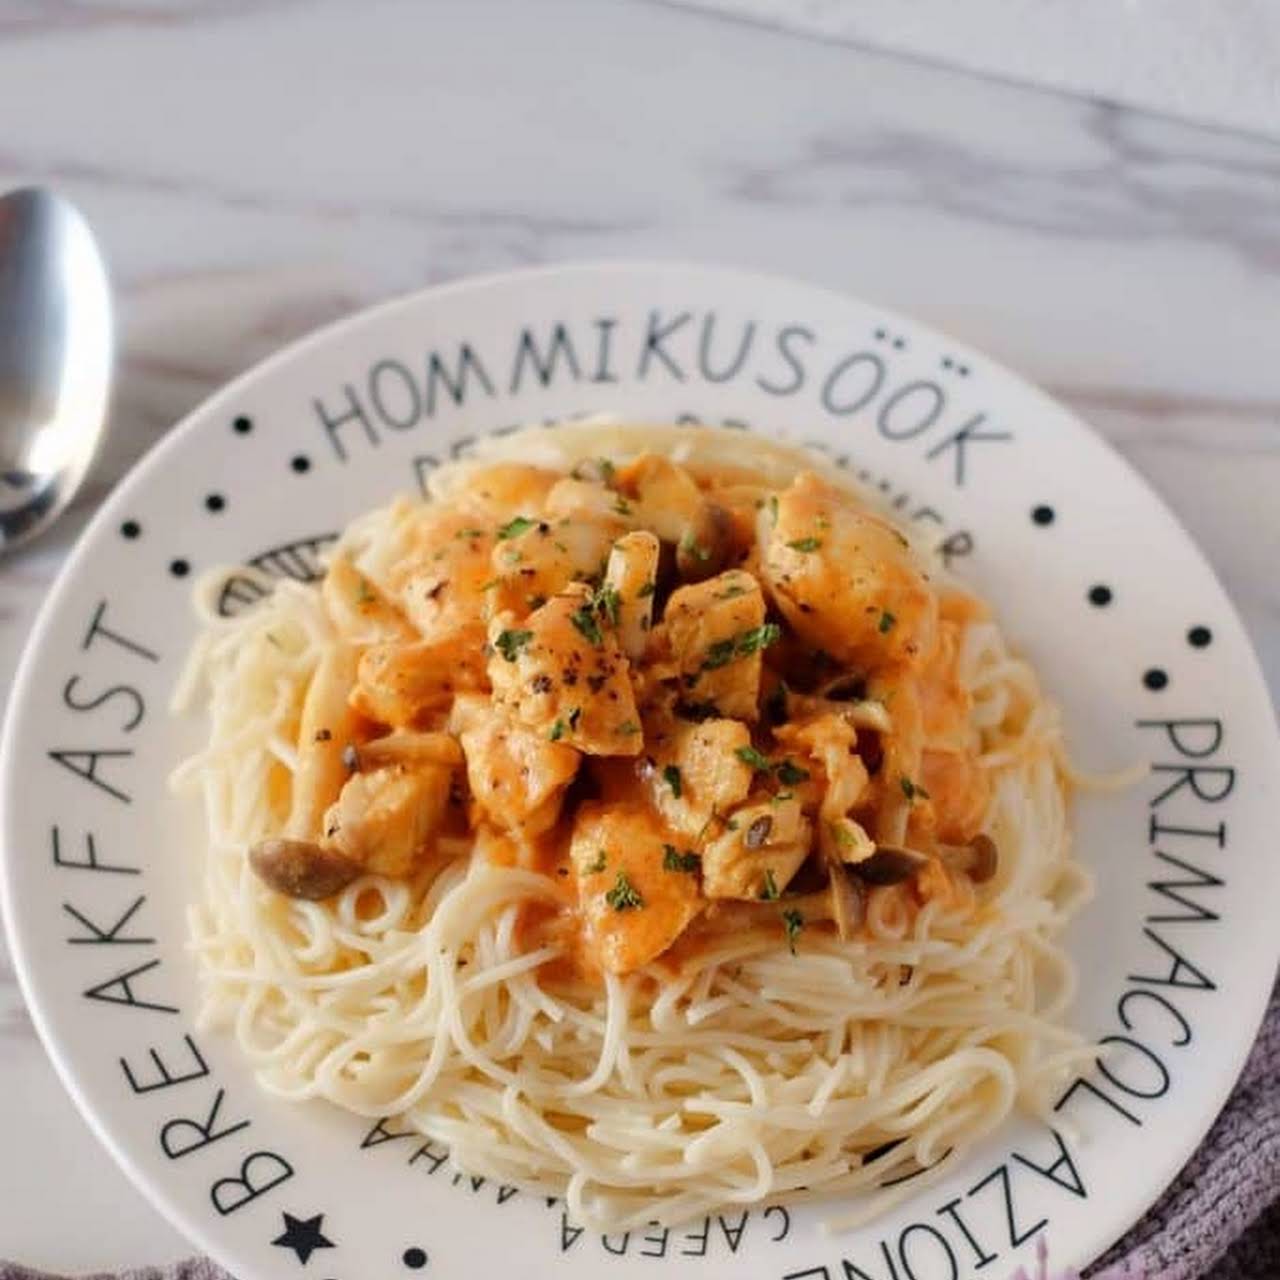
[599,458,616,482]
[782,908,804,955]
[605,870,644,911]
[662,764,682,798]
[496,516,535,541]
[494,629,533,662]
[456,527,485,540]
[593,582,621,626]
[662,845,701,873]
[715,583,748,600]
[735,745,772,771]
[613,495,633,516]
[736,623,781,656]
[787,536,823,553]
[617,719,640,736]
[637,579,656,598]
[759,869,780,901]
[585,850,607,874]
[830,821,856,850]
[900,776,931,802]
[478,577,503,592]
[775,759,811,785]
[548,719,566,741]
[702,624,781,671]
[878,610,896,635]
[701,638,737,671]
[570,605,603,646]
[768,494,779,521]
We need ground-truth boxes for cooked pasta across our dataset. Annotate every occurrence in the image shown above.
[173,423,1091,1229]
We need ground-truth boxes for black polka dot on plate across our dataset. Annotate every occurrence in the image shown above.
[1088,584,1112,607]
[170,558,190,578]
[1143,667,1168,691]
[120,520,141,540]
[232,415,253,435]
[1187,626,1212,649]
[402,1247,428,1269]
[1032,505,1055,526]
[205,493,226,513]
[291,455,312,474]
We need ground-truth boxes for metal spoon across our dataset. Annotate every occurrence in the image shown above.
[0,187,112,551]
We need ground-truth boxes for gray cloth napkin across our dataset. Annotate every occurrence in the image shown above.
[4,983,1276,1280]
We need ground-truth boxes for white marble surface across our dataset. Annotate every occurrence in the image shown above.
[672,0,1280,140]
[0,0,1277,1271]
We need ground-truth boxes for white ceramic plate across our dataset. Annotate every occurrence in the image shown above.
[3,263,1277,1280]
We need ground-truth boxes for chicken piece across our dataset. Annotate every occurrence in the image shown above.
[648,716,754,837]
[322,553,417,645]
[487,585,641,756]
[614,454,704,543]
[775,711,874,864]
[663,570,770,720]
[603,530,659,660]
[544,475,635,526]
[570,801,702,975]
[352,640,484,727]
[450,463,561,519]
[451,695,580,839]
[760,472,937,671]
[487,516,617,618]
[700,795,811,901]
[387,508,498,648]
[290,644,362,840]
[321,762,452,877]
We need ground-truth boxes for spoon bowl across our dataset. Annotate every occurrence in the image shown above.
[0,187,112,551]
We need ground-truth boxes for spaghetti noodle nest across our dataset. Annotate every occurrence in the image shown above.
[173,423,1091,1230]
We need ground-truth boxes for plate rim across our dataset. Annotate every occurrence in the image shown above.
[3,257,1278,1276]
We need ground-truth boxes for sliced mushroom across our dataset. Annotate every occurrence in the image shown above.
[936,833,998,884]
[290,644,361,840]
[604,529,660,660]
[852,845,929,885]
[827,862,867,940]
[249,837,362,900]
[853,835,999,888]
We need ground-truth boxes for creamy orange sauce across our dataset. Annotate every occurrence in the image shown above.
[274,446,1003,980]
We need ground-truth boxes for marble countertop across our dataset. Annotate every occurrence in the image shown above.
[1,0,1277,1271]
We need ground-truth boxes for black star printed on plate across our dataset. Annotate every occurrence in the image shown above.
[272,1211,336,1265]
